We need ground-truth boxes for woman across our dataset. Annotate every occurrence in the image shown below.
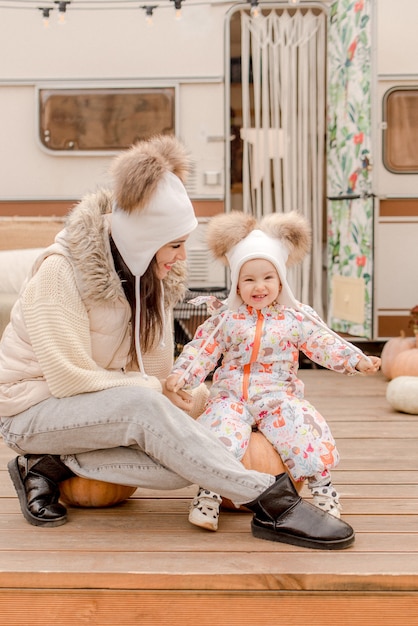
[0,135,354,550]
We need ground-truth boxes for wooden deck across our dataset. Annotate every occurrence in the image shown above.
[1,368,418,625]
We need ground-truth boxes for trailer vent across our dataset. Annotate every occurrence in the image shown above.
[185,218,226,289]
[187,248,210,285]
[185,161,198,195]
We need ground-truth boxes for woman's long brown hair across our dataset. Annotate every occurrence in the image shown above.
[110,235,164,364]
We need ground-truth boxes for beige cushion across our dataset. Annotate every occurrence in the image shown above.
[0,248,44,294]
[0,248,46,338]
[0,293,18,337]
[0,217,64,338]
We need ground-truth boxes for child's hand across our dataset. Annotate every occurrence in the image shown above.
[162,378,193,411]
[165,373,184,393]
[356,355,381,375]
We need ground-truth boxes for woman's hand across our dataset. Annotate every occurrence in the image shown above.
[161,378,193,411]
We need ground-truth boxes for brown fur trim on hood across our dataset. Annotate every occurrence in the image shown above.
[62,188,188,306]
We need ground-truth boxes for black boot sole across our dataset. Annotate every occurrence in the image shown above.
[251,520,355,550]
[7,457,67,528]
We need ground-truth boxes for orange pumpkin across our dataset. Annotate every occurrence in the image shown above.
[221,431,303,510]
[380,330,416,380]
[391,334,418,379]
[241,431,287,475]
[59,476,136,508]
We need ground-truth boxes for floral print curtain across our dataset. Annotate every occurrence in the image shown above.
[327,0,373,338]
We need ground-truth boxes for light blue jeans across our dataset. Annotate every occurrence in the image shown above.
[0,387,275,505]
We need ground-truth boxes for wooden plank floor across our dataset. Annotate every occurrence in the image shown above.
[1,368,418,625]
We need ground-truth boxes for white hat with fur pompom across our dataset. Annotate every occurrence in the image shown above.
[110,134,198,277]
[206,211,311,310]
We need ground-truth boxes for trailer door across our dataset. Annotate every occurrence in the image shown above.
[228,5,327,319]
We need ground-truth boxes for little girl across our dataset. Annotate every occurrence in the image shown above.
[166,211,381,531]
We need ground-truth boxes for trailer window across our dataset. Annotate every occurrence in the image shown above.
[39,88,175,151]
[383,87,418,173]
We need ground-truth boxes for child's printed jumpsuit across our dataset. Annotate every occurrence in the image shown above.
[171,301,362,483]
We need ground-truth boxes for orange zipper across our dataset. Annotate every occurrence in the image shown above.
[242,309,264,400]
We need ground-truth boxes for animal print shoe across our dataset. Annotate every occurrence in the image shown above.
[310,485,342,519]
[188,488,222,531]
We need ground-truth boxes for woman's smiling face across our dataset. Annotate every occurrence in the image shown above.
[155,236,189,279]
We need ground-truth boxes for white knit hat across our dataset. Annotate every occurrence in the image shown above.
[226,229,298,310]
[109,135,198,377]
[206,211,311,311]
[111,170,197,276]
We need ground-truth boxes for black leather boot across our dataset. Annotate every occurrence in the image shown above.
[8,454,75,527]
[245,473,355,550]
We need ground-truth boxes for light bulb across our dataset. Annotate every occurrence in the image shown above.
[142,6,156,26]
[39,7,52,28]
[54,2,70,24]
[249,0,260,18]
[171,0,182,19]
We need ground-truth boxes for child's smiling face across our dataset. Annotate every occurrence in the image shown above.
[237,258,281,309]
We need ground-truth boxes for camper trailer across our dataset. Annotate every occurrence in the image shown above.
[0,0,417,342]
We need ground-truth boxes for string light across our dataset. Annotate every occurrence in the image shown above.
[54,0,70,23]
[142,4,156,25]
[1,0,281,25]
[170,0,183,20]
[249,0,259,18]
[38,5,52,26]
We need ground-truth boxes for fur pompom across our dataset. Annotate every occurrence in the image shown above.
[110,135,191,214]
[206,212,257,262]
[147,135,192,182]
[260,211,311,266]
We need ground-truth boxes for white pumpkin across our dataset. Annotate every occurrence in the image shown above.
[386,376,418,415]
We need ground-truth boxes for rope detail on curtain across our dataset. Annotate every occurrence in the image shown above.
[240,8,326,315]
